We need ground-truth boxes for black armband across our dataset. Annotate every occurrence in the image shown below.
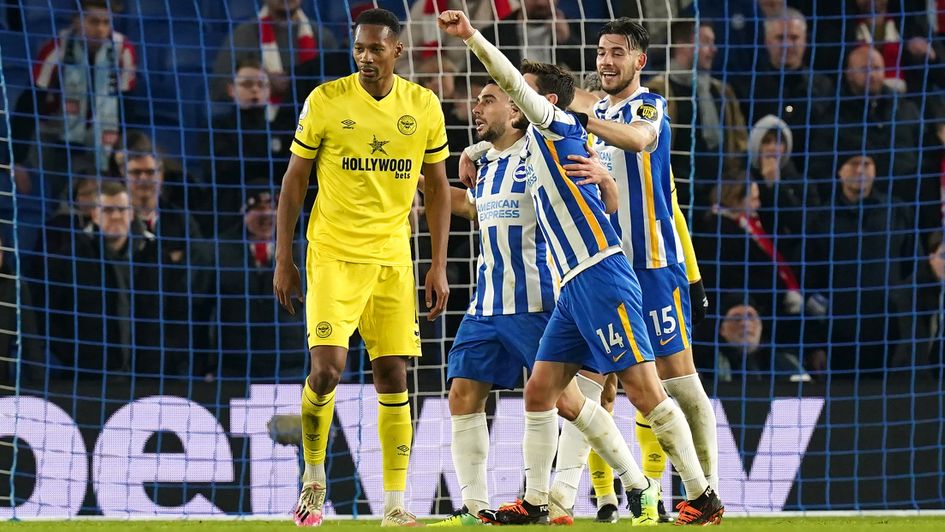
[574,112,589,128]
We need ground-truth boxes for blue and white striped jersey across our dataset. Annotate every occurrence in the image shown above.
[592,88,684,270]
[464,29,623,286]
[468,136,556,316]
[520,109,623,285]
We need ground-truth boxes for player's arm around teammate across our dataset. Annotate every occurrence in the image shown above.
[573,19,720,502]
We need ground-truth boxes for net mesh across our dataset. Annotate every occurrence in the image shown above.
[1,0,943,519]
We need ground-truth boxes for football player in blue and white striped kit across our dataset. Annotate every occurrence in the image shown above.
[439,10,722,527]
[557,18,723,526]
[420,79,616,527]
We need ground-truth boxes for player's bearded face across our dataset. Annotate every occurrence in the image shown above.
[473,85,511,142]
[510,103,529,130]
[597,34,643,96]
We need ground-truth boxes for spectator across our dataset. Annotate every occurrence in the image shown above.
[11,0,137,200]
[698,178,804,345]
[109,130,191,215]
[891,232,945,373]
[117,148,211,376]
[846,0,945,94]
[805,154,917,375]
[695,0,787,74]
[747,115,820,256]
[0,234,42,383]
[647,20,749,208]
[207,58,298,234]
[415,55,458,101]
[920,109,945,253]
[45,181,161,379]
[699,296,810,382]
[34,171,98,264]
[408,0,515,68]
[828,45,922,201]
[211,0,337,101]
[474,0,583,72]
[615,0,708,71]
[213,186,305,379]
[732,7,834,168]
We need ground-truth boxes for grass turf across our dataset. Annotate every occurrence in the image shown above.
[2,517,945,531]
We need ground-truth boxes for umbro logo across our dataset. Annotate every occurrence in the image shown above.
[396,444,410,456]
[342,119,356,129]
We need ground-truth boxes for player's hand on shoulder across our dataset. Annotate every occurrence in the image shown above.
[565,146,612,187]
[273,260,304,316]
[459,150,477,189]
[438,10,475,40]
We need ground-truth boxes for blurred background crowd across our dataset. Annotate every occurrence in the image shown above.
[1,0,943,386]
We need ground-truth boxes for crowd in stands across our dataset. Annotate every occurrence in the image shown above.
[2,0,944,384]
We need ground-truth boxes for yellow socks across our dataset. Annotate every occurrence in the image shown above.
[636,409,666,480]
[301,381,336,474]
[377,390,413,492]
[588,449,616,500]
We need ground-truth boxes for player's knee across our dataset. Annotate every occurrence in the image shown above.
[448,383,487,414]
[600,384,617,411]
[371,358,408,394]
[554,393,582,421]
[308,365,341,394]
[523,378,556,412]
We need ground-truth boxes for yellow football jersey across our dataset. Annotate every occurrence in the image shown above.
[291,73,450,266]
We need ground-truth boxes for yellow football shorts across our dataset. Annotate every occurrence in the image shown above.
[305,247,421,359]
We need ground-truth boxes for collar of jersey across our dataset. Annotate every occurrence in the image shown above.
[597,86,650,119]
[354,73,400,104]
[485,135,528,162]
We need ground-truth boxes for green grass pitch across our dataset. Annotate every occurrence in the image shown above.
[2,517,945,531]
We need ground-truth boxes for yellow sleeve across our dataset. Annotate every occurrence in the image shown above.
[289,91,323,159]
[671,173,702,283]
[423,93,450,164]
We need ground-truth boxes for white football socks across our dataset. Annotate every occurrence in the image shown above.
[662,373,719,494]
[384,490,405,513]
[571,398,648,492]
[646,397,709,499]
[550,375,603,510]
[451,412,490,514]
[302,462,326,485]
[523,409,559,505]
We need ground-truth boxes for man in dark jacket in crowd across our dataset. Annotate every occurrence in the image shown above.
[731,8,834,171]
[45,181,162,379]
[212,186,305,379]
[119,149,212,376]
[206,58,299,234]
[805,154,917,375]
[824,45,923,202]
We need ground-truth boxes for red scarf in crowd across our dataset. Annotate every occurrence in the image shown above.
[416,0,513,57]
[737,213,801,291]
[938,0,945,35]
[253,241,272,266]
[259,6,316,103]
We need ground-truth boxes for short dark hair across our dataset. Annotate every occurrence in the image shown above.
[100,179,128,198]
[670,21,696,46]
[598,18,650,53]
[520,60,575,110]
[354,8,402,37]
[235,57,263,73]
[81,0,120,11]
